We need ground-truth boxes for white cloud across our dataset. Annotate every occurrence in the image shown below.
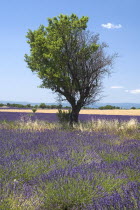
[130,89,140,94]
[111,86,124,89]
[125,89,140,94]
[101,23,122,29]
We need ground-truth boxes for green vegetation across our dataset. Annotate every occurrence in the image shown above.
[131,106,136,109]
[57,109,72,123]
[99,105,120,109]
[25,13,116,124]
[1,102,140,110]
[1,115,140,209]
[0,102,71,109]
[32,108,37,113]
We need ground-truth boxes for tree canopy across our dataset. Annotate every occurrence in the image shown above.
[25,14,116,124]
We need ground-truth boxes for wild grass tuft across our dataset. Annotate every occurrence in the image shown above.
[0,115,60,131]
[73,118,140,139]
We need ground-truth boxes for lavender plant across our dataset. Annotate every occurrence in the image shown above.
[0,113,140,209]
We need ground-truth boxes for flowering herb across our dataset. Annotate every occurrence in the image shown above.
[0,113,140,209]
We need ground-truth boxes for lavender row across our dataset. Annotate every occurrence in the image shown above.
[0,112,58,122]
[1,128,140,209]
[0,111,140,122]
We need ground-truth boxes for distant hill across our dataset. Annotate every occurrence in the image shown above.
[0,101,140,109]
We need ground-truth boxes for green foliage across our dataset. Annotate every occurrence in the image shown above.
[99,105,120,110]
[131,106,136,109]
[0,102,70,109]
[7,103,26,108]
[39,103,47,109]
[38,103,63,109]
[41,178,94,209]
[25,13,116,124]
[100,152,128,163]
[57,109,71,123]
[25,14,92,90]
[32,107,37,113]
[126,168,140,182]
[58,104,62,109]
[34,105,38,108]
[99,176,126,193]
[26,104,31,108]
[0,198,13,210]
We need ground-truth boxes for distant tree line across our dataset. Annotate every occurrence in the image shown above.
[98,105,140,110]
[0,103,71,109]
[0,103,139,110]
[98,105,121,110]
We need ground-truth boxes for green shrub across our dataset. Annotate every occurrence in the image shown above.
[57,109,71,123]
[39,103,47,109]
[99,105,120,110]
[131,106,136,109]
[32,108,37,113]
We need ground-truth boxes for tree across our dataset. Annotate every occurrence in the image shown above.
[131,107,136,109]
[39,103,47,109]
[26,104,31,108]
[25,14,116,124]
[99,105,120,110]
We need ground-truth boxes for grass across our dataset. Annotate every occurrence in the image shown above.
[0,116,59,131]
[74,118,140,139]
[0,114,140,209]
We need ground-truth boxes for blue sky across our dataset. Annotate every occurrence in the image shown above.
[0,0,140,104]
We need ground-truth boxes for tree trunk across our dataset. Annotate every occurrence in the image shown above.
[70,106,80,125]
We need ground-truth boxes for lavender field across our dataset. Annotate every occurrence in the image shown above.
[0,111,140,123]
[0,112,140,209]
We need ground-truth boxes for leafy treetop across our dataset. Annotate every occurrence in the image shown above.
[25,14,115,123]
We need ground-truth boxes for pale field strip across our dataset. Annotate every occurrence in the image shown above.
[0,109,140,116]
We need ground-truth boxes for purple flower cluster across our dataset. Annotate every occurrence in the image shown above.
[0,112,58,122]
[79,113,140,123]
[1,125,140,209]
